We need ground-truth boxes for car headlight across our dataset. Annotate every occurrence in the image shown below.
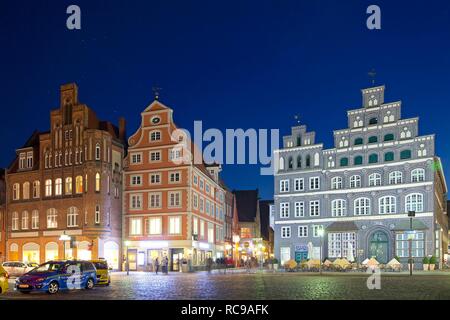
[35,278,46,283]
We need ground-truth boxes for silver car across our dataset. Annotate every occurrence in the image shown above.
[2,262,39,277]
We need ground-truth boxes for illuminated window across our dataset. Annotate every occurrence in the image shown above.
[95,173,101,192]
[75,176,83,194]
[240,227,252,239]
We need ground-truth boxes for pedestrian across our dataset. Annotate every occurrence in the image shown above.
[162,256,169,274]
[154,257,160,274]
[207,257,212,274]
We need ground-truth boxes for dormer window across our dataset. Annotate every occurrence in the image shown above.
[19,153,26,169]
[26,152,33,168]
[19,152,33,170]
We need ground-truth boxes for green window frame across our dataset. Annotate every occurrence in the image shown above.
[368,136,378,144]
[354,138,363,145]
[400,150,412,160]
[384,152,394,162]
[368,154,378,164]
[340,157,349,167]
[369,118,378,125]
[384,134,394,142]
[354,156,363,166]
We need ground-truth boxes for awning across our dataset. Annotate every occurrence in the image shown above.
[392,220,429,231]
[326,221,359,232]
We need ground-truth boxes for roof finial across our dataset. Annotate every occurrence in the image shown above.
[152,86,162,100]
[368,69,377,86]
[294,114,301,125]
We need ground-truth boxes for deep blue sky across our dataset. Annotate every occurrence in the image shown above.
[1,0,450,200]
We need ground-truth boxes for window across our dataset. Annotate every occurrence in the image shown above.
[47,208,58,228]
[31,210,39,229]
[314,153,320,166]
[192,217,198,235]
[353,156,363,166]
[353,117,363,128]
[199,197,204,212]
[75,176,83,194]
[354,137,363,145]
[13,183,20,200]
[309,177,320,190]
[339,138,349,148]
[411,168,425,183]
[95,205,100,224]
[130,194,143,209]
[328,232,356,258]
[298,226,308,237]
[32,181,40,198]
[21,211,29,229]
[150,173,161,184]
[294,202,304,217]
[95,143,101,160]
[55,178,62,196]
[150,131,161,141]
[280,203,290,218]
[396,232,424,257]
[65,177,73,195]
[379,196,396,214]
[280,247,291,265]
[368,173,381,187]
[12,212,19,230]
[279,180,289,193]
[368,136,378,144]
[297,155,302,168]
[354,198,370,215]
[240,227,252,239]
[288,157,293,169]
[45,179,52,197]
[331,199,347,217]
[340,157,349,167]
[400,150,412,160]
[19,153,26,169]
[192,193,198,209]
[279,157,285,170]
[305,155,311,167]
[281,226,291,238]
[131,175,142,186]
[67,207,78,227]
[349,175,361,188]
[368,117,378,125]
[384,152,394,162]
[405,193,424,213]
[384,134,394,142]
[131,153,142,164]
[169,191,181,207]
[130,218,142,235]
[169,172,181,183]
[331,177,343,190]
[151,151,161,162]
[313,225,324,237]
[23,182,30,200]
[147,217,162,235]
[294,178,304,191]
[169,216,181,235]
[400,129,412,139]
[389,171,403,185]
[169,148,182,161]
[309,200,320,216]
[95,173,101,192]
[368,153,378,164]
[383,112,395,123]
[149,193,161,208]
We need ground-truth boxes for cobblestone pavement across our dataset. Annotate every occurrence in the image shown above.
[2,271,450,300]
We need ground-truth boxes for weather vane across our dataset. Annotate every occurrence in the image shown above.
[152,86,162,100]
[368,69,376,85]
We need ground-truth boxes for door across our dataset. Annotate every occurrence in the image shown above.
[172,253,183,271]
[369,231,389,263]
[128,249,137,271]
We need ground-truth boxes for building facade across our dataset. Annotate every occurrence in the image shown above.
[123,99,227,272]
[274,85,448,267]
[0,169,6,262]
[5,83,126,269]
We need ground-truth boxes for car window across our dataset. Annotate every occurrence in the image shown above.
[32,262,64,273]
[3,263,10,267]
[83,262,95,272]
[93,262,108,270]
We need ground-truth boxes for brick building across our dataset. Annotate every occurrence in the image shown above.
[5,83,126,269]
[123,98,227,271]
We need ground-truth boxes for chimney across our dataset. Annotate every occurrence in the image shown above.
[119,117,126,142]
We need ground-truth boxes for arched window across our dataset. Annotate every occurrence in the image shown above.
[21,211,29,229]
[95,143,101,160]
[353,116,363,128]
[331,199,347,217]
[369,117,378,125]
[67,207,78,227]
[368,136,378,144]
[354,137,363,145]
[331,177,343,190]
[368,173,381,187]
[405,193,424,213]
[305,155,311,167]
[368,153,378,164]
[47,208,58,229]
[384,152,394,162]
[354,198,371,215]
[12,212,19,230]
[279,157,285,171]
[400,127,412,139]
[45,179,52,197]
[150,131,161,141]
[33,181,40,198]
[339,137,349,148]
[379,196,396,214]
[95,205,101,224]
[400,150,412,160]
[31,210,39,229]
[12,183,20,200]
[354,156,363,166]
[23,182,30,199]
[288,157,293,169]
[297,155,302,168]
[411,168,425,183]
[349,175,361,188]
[55,178,62,196]
[340,157,349,167]
[389,171,403,185]
[314,153,320,167]
[76,176,83,194]
[384,134,394,142]
[95,173,101,192]
[65,177,73,195]
[296,136,301,147]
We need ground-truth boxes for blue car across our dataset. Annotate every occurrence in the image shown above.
[16,260,97,294]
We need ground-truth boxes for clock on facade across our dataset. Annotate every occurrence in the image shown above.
[151,116,161,124]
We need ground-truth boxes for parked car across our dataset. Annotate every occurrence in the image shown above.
[0,265,8,294]
[90,259,111,285]
[2,262,38,277]
[15,260,97,294]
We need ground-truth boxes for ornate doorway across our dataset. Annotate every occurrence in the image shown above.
[368,231,389,263]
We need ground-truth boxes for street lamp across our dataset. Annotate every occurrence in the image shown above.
[318,228,324,275]
[408,211,416,276]
[59,232,71,260]
[125,240,131,276]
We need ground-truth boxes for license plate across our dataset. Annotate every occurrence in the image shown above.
[18,284,29,289]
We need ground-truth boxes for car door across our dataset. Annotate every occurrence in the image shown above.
[16,263,27,276]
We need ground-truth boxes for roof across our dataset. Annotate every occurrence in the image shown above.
[234,190,259,222]
[326,221,359,232]
[392,220,429,231]
[259,200,273,240]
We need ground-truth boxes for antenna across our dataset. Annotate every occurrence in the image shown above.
[368,69,377,86]
[152,86,162,100]
[294,114,301,125]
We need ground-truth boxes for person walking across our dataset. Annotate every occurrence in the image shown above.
[162,256,169,274]
[154,257,160,275]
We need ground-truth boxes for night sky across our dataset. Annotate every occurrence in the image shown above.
[1,0,450,200]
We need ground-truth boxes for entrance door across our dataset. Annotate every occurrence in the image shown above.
[128,249,138,271]
[369,231,389,263]
[172,252,183,271]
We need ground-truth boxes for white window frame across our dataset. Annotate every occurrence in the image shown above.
[354,197,371,215]
[368,173,382,187]
[130,194,143,210]
[294,178,304,192]
[147,217,162,235]
[331,199,347,217]
[298,225,308,238]
[379,196,396,214]
[349,175,361,188]
[411,168,425,183]
[309,200,320,217]
[294,202,304,217]
[389,171,403,185]
[169,216,182,235]
[148,192,162,209]
[280,179,289,193]
[281,226,291,238]
[309,177,320,190]
[130,218,142,236]
[331,177,343,190]
[280,202,290,218]
[405,193,424,213]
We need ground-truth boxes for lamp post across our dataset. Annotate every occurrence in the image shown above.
[125,241,130,276]
[318,228,324,275]
[59,232,71,260]
[408,211,416,276]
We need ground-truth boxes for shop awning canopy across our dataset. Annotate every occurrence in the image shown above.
[326,221,359,232]
[392,220,429,231]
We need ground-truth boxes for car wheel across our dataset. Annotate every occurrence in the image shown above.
[47,281,59,294]
[85,278,94,290]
